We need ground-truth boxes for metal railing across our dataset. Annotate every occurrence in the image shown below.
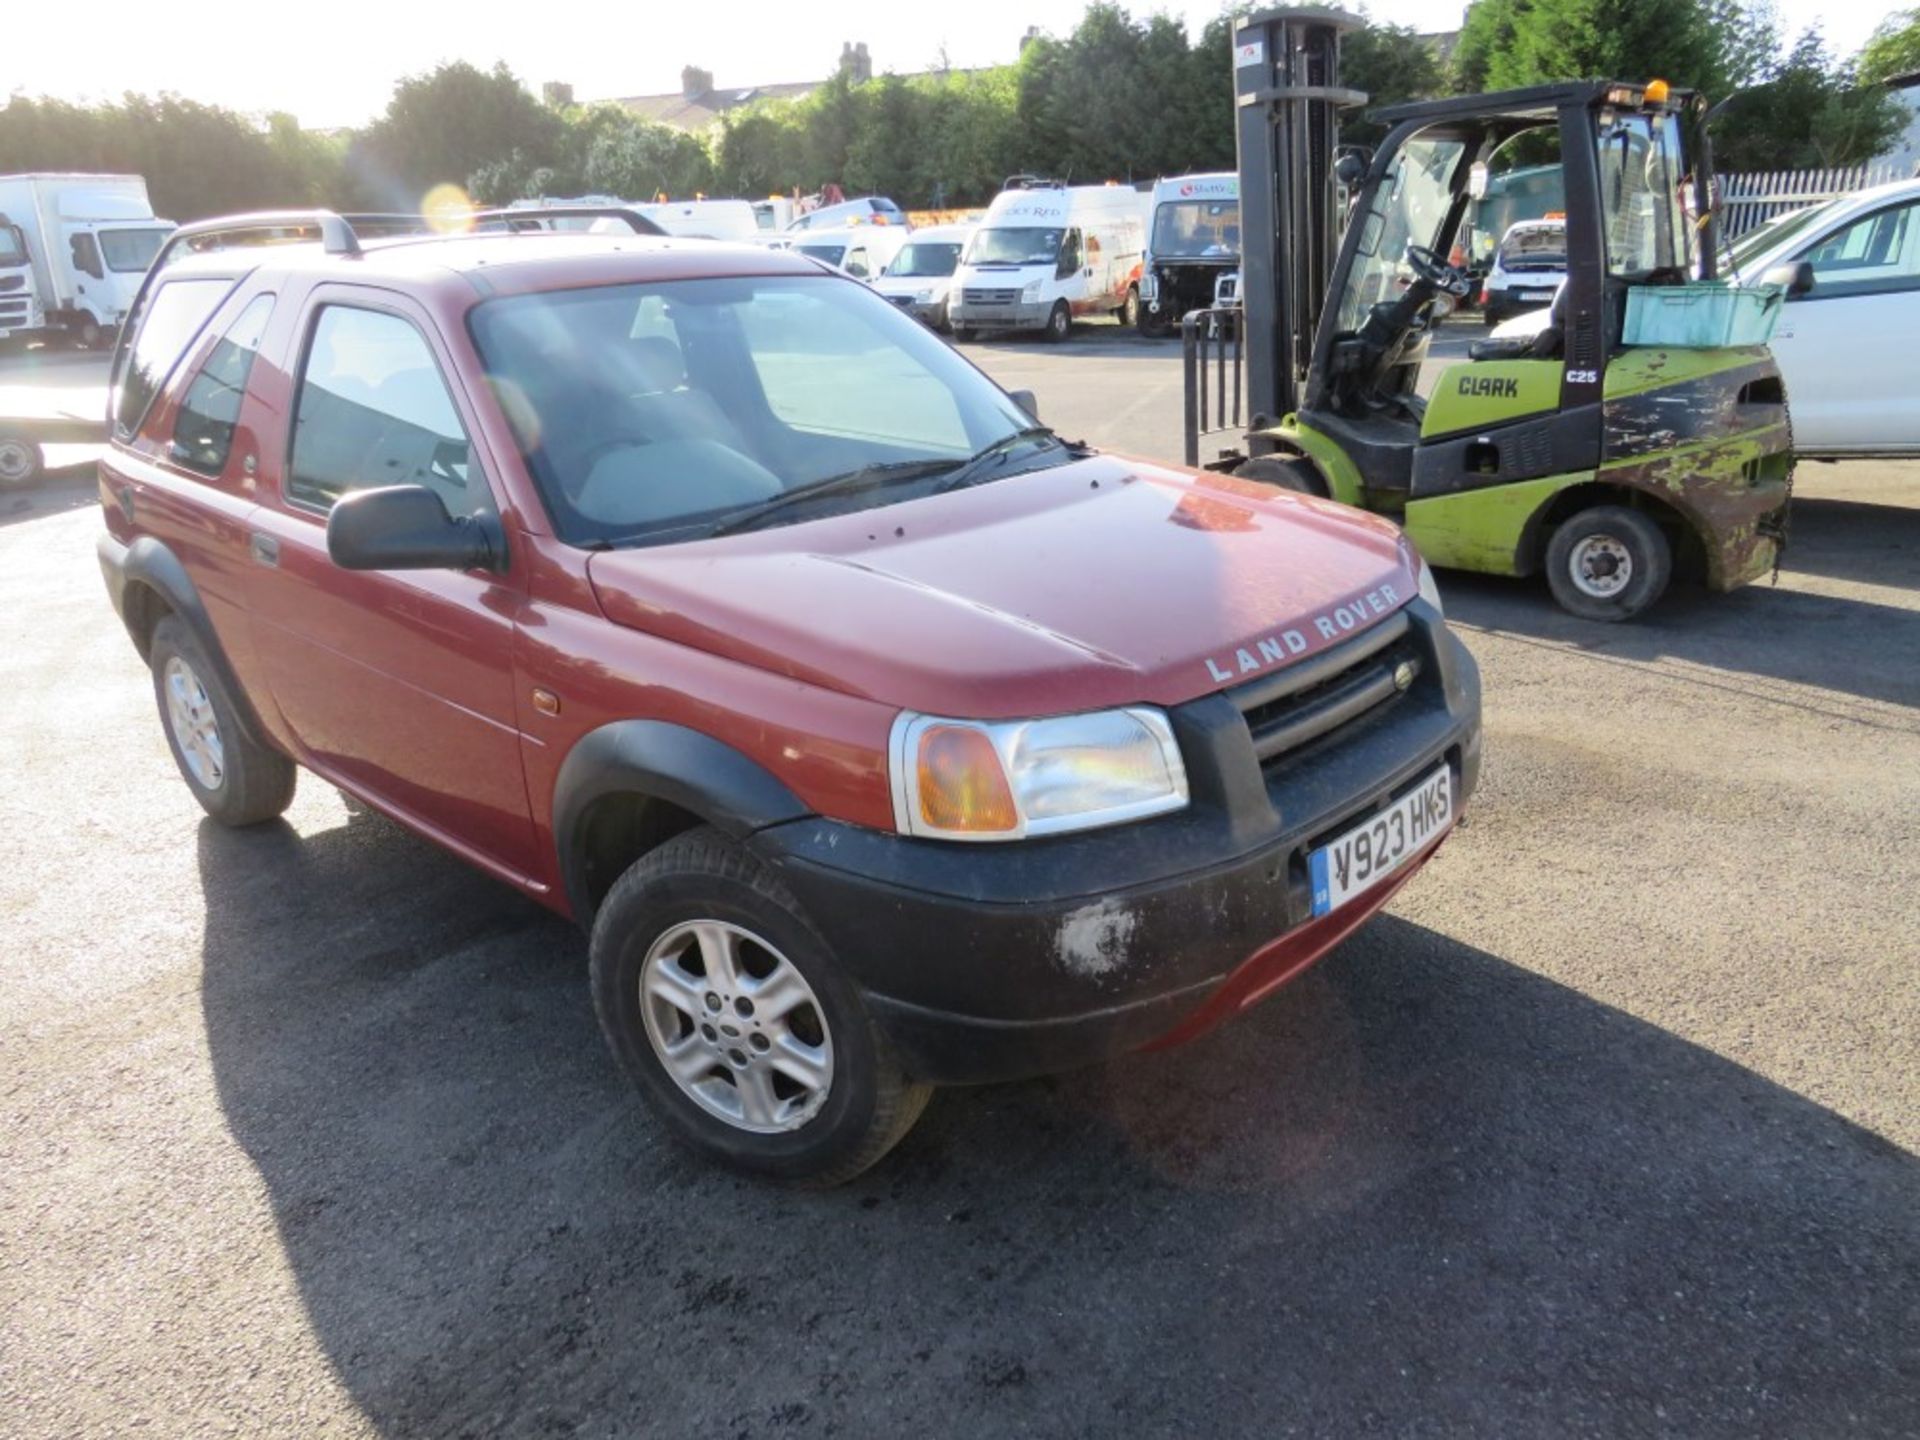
[1181,306,1243,468]
[1719,162,1914,240]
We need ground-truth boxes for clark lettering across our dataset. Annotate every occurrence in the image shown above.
[1457,375,1520,398]
[1205,583,1401,684]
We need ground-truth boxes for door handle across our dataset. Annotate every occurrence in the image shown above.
[249,531,280,567]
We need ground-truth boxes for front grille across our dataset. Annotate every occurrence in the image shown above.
[961,287,1020,305]
[0,274,23,294]
[1226,610,1421,767]
[0,299,28,324]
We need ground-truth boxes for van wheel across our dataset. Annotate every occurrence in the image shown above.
[590,827,931,1186]
[1043,301,1072,343]
[75,319,106,350]
[951,326,975,342]
[1119,286,1140,328]
[0,431,41,486]
[1545,505,1671,621]
[149,616,296,825]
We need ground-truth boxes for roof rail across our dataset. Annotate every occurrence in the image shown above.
[466,205,667,236]
[155,209,365,270]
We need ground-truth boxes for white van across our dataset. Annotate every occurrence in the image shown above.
[789,225,908,281]
[870,223,975,330]
[948,180,1146,341]
[637,198,760,242]
[0,173,175,347]
[1139,172,1240,335]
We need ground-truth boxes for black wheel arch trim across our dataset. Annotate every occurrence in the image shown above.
[99,531,276,751]
[552,719,812,926]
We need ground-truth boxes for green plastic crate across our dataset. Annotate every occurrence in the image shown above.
[1622,282,1784,348]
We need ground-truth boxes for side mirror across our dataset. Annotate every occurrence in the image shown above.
[1762,260,1815,298]
[1009,388,1040,421]
[327,485,502,572]
[1334,151,1370,187]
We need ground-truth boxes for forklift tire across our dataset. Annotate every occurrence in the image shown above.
[1544,505,1671,622]
[1235,455,1327,497]
[1043,302,1072,344]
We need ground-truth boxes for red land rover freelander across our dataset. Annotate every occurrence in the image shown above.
[98,210,1481,1183]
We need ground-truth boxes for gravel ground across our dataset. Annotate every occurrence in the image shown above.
[1,329,1915,1438]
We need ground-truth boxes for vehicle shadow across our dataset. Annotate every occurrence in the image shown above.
[0,463,98,530]
[1440,500,1920,712]
[197,811,1918,1438]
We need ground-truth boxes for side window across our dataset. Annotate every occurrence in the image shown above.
[845,247,870,278]
[1057,229,1083,278]
[113,278,237,438]
[288,306,484,517]
[169,294,275,478]
[70,233,104,280]
[1802,204,1920,298]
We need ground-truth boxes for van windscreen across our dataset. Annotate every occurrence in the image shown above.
[968,229,1063,265]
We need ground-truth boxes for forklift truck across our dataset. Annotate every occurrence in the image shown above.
[1191,8,1795,620]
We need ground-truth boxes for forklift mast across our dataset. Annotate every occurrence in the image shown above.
[1232,7,1366,447]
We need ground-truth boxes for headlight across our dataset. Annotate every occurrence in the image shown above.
[1021,278,1044,301]
[1417,557,1444,615]
[891,708,1189,841]
[914,288,934,303]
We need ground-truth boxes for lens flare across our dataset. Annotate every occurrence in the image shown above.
[422,184,475,234]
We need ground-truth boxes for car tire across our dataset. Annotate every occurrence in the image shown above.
[1119,286,1140,329]
[0,430,42,487]
[149,615,296,825]
[589,826,932,1186]
[1235,455,1327,497]
[1138,308,1171,339]
[1043,301,1072,344]
[1544,504,1672,622]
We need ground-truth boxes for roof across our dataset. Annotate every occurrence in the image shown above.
[1373,80,1686,128]
[616,79,818,131]
[154,232,828,300]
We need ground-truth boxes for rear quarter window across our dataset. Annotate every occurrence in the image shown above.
[169,293,275,477]
[114,278,237,439]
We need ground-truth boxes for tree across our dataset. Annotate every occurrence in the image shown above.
[1343,23,1442,144]
[1713,29,1907,169]
[584,114,714,199]
[350,61,560,209]
[1452,0,1766,98]
[1857,9,1920,86]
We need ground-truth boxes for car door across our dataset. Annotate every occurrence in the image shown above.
[1771,197,1920,453]
[244,288,540,882]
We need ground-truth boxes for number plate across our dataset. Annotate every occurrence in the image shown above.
[1309,767,1453,917]
[1518,289,1555,302]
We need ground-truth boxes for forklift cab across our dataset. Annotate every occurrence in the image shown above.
[1217,8,1794,620]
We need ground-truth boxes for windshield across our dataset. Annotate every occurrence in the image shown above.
[1151,201,1240,259]
[1597,112,1690,277]
[100,227,171,274]
[1334,136,1465,334]
[0,226,24,265]
[1724,200,1839,274]
[1498,225,1566,266]
[967,228,1063,266]
[887,242,963,278]
[795,244,847,267]
[468,275,1041,547]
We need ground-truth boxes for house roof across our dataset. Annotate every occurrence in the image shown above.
[617,79,821,131]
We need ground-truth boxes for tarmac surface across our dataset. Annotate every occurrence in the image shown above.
[2,323,1916,1438]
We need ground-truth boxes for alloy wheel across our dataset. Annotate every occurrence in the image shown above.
[162,655,225,789]
[640,919,834,1134]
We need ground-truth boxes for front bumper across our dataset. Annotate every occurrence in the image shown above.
[755,602,1481,1085]
[950,299,1051,331]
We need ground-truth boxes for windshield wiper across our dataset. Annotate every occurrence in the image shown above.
[707,458,962,538]
[933,426,1075,494]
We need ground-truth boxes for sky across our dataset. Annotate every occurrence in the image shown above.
[0,0,1902,130]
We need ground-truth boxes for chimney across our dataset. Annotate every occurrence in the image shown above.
[541,81,573,108]
[1019,25,1042,54]
[681,65,713,99]
[839,41,872,83]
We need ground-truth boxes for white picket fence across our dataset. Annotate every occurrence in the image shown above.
[1719,162,1915,239]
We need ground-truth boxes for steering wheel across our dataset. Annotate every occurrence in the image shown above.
[1405,244,1474,299]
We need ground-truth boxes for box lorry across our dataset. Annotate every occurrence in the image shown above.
[0,213,43,344]
[948,179,1147,341]
[0,174,176,347]
[1139,172,1240,336]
